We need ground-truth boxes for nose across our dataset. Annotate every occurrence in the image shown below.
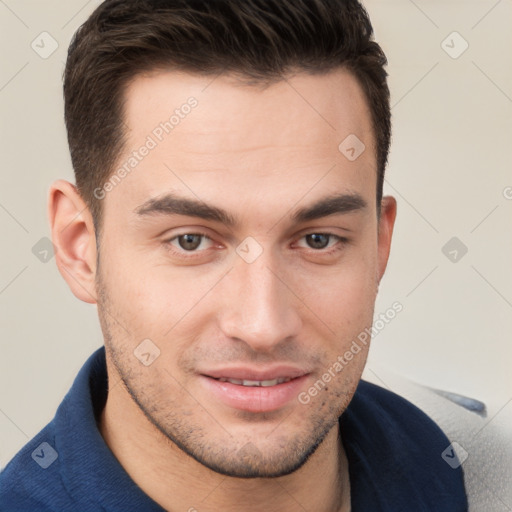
[217,249,302,353]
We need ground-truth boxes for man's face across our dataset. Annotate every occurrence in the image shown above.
[95,69,393,477]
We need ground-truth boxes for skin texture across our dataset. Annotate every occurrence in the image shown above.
[49,68,396,512]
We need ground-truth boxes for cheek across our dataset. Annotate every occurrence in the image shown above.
[291,249,377,326]
[100,246,223,341]
[97,243,168,334]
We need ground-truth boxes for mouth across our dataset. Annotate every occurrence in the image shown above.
[214,377,294,387]
[198,368,309,413]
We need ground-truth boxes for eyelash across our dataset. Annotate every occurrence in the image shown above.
[164,231,348,259]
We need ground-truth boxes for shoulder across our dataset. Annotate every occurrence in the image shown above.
[0,424,73,512]
[0,348,107,512]
[359,368,512,511]
[344,379,464,466]
[341,380,468,511]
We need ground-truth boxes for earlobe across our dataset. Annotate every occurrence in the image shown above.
[48,180,98,304]
[377,195,397,284]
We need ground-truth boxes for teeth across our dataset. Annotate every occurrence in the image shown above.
[243,379,261,386]
[218,377,292,386]
[218,378,242,384]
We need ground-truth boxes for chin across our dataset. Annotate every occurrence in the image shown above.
[167,420,333,479]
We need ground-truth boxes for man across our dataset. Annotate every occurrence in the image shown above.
[0,0,468,510]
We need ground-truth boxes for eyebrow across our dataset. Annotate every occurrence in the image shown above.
[291,193,367,223]
[134,192,367,227]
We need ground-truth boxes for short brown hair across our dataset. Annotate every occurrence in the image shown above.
[64,0,390,229]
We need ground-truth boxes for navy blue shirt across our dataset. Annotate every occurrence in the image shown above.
[0,347,467,511]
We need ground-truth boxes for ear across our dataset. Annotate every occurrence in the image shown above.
[48,180,98,304]
[376,195,397,284]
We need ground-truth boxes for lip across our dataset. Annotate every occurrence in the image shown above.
[198,366,310,413]
[202,365,308,382]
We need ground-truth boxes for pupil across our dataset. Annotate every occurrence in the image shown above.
[179,234,201,250]
[307,233,329,249]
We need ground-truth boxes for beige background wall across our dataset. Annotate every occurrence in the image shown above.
[1,0,511,468]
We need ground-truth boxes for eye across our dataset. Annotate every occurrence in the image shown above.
[298,233,343,251]
[168,233,213,252]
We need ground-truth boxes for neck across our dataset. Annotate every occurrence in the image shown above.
[99,370,351,512]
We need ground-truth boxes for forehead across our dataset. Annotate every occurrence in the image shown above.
[104,68,376,221]
[122,68,373,156]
